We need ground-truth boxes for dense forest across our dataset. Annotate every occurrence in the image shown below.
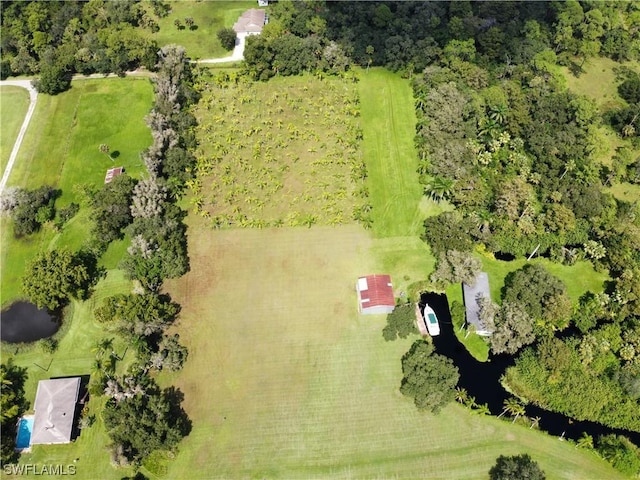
[244,0,640,471]
[0,0,168,92]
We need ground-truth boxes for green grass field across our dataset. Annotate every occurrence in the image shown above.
[1,78,153,306]
[1,67,629,479]
[158,222,624,480]
[359,68,425,238]
[148,1,254,59]
[0,86,30,173]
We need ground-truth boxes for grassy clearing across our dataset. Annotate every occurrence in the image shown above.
[359,68,425,238]
[560,57,640,167]
[158,222,624,479]
[4,270,137,480]
[607,182,640,203]
[0,86,30,173]
[480,256,609,305]
[1,78,152,306]
[147,1,254,59]
[192,74,365,228]
[560,57,639,111]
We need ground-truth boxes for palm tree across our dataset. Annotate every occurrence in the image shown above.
[478,118,501,140]
[501,397,526,423]
[529,416,541,429]
[455,387,469,405]
[365,45,374,72]
[425,176,455,203]
[93,337,114,359]
[489,104,508,125]
[474,403,491,415]
[622,123,636,138]
[504,397,525,423]
[576,432,594,449]
[99,144,113,162]
[473,209,492,234]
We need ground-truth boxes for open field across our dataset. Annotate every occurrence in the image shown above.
[148,1,254,60]
[192,74,366,228]
[1,65,629,479]
[359,68,425,238]
[1,78,152,306]
[160,222,625,480]
[0,86,30,173]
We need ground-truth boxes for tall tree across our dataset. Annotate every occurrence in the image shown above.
[489,454,546,480]
[490,302,535,355]
[1,360,29,464]
[400,340,460,413]
[22,248,93,310]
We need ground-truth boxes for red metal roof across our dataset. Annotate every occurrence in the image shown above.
[104,167,124,184]
[357,274,394,309]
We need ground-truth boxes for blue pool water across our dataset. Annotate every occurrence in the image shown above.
[15,417,33,449]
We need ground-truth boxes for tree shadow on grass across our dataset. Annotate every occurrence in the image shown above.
[163,386,192,438]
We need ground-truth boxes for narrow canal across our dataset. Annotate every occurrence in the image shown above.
[420,292,640,446]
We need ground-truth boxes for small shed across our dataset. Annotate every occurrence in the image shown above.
[31,377,81,445]
[357,274,395,315]
[462,272,493,336]
[233,9,267,34]
[104,166,124,184]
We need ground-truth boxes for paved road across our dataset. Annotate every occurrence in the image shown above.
[0,79,38,195]
[196,32,248,64]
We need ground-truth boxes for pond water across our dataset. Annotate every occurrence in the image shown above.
[1,301,59,343]
[420,292,640,445]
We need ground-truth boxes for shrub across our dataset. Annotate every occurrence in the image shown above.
[217,28,237,51]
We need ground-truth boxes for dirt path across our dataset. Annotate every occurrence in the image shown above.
[0,79,38,194]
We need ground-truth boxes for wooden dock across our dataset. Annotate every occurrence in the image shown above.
[414,302,428,336]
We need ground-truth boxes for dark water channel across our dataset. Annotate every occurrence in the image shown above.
[420,292,640,446]
[1,301,59,343]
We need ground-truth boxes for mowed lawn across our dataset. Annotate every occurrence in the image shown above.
[359,68,424,238]
[1,78,153,306]
[148,1,254,59]
[0,86,30,173]
[160,221,624,479]
[358,69,443,294]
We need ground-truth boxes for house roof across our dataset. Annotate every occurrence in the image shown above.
[104,166,123,184]
[233,9,267,33]
[31,377,81,445]
[462,272,493,335]
[357,274,395,310]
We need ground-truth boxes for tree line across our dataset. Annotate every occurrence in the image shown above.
[0,0,174,93]
[242,1,639,81]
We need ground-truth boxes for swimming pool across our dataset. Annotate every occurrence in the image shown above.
[15,416,34,450]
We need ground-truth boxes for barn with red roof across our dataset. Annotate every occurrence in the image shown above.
[356,274,395,315]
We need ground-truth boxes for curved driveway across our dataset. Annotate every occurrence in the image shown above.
[196,32,249,64]
[0,79,38,194]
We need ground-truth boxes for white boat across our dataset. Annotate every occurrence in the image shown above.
[423,304,440,336]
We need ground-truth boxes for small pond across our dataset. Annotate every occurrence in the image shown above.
[1,301,59,343]
[420,292,640,445]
